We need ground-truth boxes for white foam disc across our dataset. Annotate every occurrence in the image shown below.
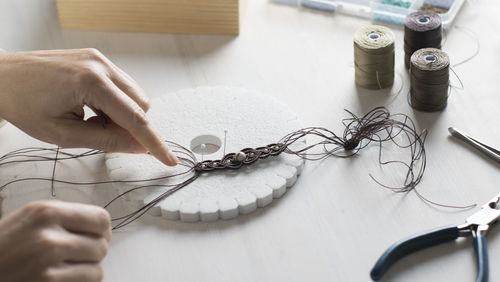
[105,86,304,222]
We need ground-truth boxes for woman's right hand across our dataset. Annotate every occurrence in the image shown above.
[0,48,178,166]
[0,200,111,282]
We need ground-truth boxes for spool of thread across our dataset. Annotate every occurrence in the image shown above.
[354,25,395,89]
[404,11,442,69]
[410,48,450,112]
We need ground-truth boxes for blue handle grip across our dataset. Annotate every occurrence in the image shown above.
[370,226,459,281]
[474,234,488,282]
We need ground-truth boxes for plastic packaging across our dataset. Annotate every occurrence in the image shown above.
[272,0,464,29]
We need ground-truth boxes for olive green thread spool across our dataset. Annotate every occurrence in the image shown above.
[354,25,395,89]
[410,48,450,112]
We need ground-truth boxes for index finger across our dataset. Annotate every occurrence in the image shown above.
[86,78,178,166]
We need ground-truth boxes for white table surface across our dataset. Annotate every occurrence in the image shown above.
[0,0,499,281]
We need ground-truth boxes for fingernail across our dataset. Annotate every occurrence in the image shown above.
[165,147,179,166]
[129,139,148,154]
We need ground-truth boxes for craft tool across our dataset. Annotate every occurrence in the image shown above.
[449,127,500,164]
[371,193,500,282]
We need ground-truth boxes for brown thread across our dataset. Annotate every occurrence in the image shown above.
[410,48,450,112]
[404,11,442,69]
[0,107,475,229]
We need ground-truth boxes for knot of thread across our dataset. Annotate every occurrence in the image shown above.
[194,143,287,173]
[343,139,360,150]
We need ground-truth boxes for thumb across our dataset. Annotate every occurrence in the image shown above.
[53,118,148,153]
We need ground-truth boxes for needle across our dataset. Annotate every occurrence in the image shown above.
[223,130,227,158]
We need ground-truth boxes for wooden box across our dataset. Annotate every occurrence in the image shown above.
[56,0,239,35]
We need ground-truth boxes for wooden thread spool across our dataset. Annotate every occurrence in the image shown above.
[410,48,450,112]
[354,25,395,89]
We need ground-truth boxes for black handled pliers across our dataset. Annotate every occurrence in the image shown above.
[371,193,500,282]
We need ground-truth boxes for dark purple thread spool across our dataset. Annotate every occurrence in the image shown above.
[404,11,442,69]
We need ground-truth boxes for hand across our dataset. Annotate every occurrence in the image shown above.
[0,48,178,166]
[0,201,111,282]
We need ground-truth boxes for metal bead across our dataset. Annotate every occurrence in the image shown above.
[234,152,247,162]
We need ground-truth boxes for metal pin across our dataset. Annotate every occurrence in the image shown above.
[448,127,500,164]
[222,130,227,158]
[201,143,206,162]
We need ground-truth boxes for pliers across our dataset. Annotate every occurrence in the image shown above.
[370,193,500,282]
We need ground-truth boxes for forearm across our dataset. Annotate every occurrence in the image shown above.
[0,49,9,123]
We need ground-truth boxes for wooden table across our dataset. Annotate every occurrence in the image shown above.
[0,1,499,281]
